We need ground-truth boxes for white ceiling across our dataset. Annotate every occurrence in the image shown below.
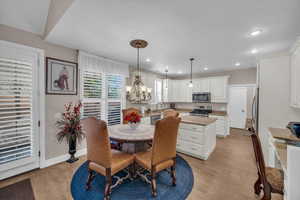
[45,0,300,75]
[1,0,300,75]
[0,0,50,35]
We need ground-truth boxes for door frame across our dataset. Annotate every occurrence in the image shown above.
[0,40,46,179]
[227,84,257,129]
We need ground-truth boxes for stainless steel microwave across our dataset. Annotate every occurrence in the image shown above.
[192,92,211,103]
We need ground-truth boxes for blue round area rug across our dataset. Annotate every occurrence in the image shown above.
[71,155,194,200]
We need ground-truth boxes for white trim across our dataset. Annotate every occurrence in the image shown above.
[40,148,87,168]
[229,84,257,88]
[38,51,46,169]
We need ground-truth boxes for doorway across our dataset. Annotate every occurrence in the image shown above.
[228,85,256,129]
[0,40,44,180]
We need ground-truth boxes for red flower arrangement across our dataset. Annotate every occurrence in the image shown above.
[124,112,141,124]
[56,102,84,143]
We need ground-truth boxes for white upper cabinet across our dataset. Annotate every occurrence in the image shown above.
[291,42,300,108]
[166,76,229,103]
[193,78,210,93]
[209,76,229,103]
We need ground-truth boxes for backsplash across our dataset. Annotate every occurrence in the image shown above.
[174,103,227,111]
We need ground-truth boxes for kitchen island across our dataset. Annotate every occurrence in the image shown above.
[176,115,217,160]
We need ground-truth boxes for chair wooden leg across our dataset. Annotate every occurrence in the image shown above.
[86,168,95,190]
[261,183,272,200]
[104,168,112,200]
[151,167,157,197]
[254,176,261,195]
[171,165,176,186]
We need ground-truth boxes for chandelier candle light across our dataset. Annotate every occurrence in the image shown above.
[126,39,152,104]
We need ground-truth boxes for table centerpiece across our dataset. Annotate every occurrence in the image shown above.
[124,112,141,130]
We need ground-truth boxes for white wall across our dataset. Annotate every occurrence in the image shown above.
[246,87,255,119]
[259,54,300,164]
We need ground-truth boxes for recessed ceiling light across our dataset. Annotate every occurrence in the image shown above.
[235,62,241,66]
[250,29,263,37]
[251,48,258,54]
[146,58,151,62]
[204,67,208,71]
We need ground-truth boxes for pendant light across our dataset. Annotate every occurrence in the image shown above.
[188,58,194,88]
[126,39,152,104]
[165,68,168,89]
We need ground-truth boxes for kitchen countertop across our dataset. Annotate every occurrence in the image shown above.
[142,108,192,118]
[210,111,227,116]
[268,127,300,143]
[180,115,217,126]
[142,108,227,118]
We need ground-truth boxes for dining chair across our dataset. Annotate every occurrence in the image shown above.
[250,132,284,200]
[82,117,135,200]
[122,107,141,124]
[162,109,179,118]
[135,116,181,197]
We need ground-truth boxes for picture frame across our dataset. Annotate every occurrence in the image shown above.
[46,57,78,95]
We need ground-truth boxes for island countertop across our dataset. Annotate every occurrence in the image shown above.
[180,115,217,126]
[268,127,300,143]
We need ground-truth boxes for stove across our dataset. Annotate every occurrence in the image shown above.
[190,106,212,117]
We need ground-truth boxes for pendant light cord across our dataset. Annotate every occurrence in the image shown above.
[190,58,194,83]
[137,47,140,77]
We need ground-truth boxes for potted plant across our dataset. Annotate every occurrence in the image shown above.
[56,102,84,163]
[124,112,141,130]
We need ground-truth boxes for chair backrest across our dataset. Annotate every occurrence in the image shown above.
[163,109,179,118]
[82,117,112,168]
[122,107,141,124]
[151,116,181,165]
[250,133,267,184]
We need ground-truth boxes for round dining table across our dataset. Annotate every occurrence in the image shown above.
[108,124,155,153]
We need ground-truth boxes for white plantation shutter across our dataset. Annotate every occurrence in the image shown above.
[106,74,123,126]
[107,102,121,126]
[81,71,104,119]
[0,59,33,165]
[107,74,122,99]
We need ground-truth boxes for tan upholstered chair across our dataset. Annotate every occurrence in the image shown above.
[250,133,284,200]
[82,118,135,200]
[135,116,181,197]
[122,107,141,124]
[162,109,179,118]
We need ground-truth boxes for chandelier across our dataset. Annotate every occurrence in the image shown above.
[126,39,152,104]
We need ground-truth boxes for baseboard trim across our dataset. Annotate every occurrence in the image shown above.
[40,148,87,169]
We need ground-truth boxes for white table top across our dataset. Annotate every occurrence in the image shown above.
[108,124,155,142]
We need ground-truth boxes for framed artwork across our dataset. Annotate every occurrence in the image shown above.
[46,57,78,95]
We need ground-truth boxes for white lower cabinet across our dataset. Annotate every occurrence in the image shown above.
[209,114,230,137]
[176,122,216,160]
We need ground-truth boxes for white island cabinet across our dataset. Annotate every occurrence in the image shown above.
[176,116,217,160]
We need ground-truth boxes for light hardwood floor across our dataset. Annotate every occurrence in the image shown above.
[0,128,258,200]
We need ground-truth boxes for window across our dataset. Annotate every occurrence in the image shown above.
[106,74,123,126]
[81,71,104,120]
[0,59,33,165]
[81,72,124,126]
[155,79,162,103]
